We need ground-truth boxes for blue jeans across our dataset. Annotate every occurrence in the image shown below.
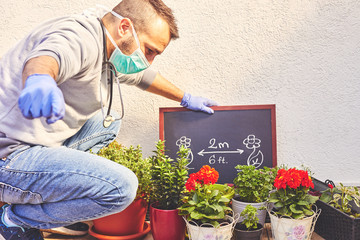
[0,111,138,229]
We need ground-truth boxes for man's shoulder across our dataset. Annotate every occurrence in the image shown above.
[46,13,101,36]
[33,13,102,54]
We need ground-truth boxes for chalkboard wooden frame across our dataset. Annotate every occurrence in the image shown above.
[159,105,277,182]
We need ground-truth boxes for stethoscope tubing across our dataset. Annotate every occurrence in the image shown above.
[99,18,125,128]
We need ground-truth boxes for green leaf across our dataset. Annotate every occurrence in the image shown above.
[320,194,332,203]
[303,208,313,216]
[192,193,199,203]
[212,204,223,213]
[290,204,302,214]
[306,194,319,204]
[345,195,352,201]
[211,190,220,197]
[188,200,197,205]
[268,198,279,203]
[190,211,204,220]
[219,197,230,203]
[297,200,308,206]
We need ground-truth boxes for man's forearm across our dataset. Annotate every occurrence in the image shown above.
[22,56,59,86]
[145,73,184,102]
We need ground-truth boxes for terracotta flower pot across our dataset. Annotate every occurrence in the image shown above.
[93,198,148,236]
[89,222,150,240]
[150,202,186,240]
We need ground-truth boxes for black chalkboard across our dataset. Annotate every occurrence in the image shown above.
[159,105,277,184]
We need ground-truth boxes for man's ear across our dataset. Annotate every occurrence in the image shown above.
[117,18,132,37]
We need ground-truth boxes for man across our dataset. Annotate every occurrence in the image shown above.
[0,0,217,239]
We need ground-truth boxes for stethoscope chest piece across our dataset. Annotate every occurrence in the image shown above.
[103,115,115,128]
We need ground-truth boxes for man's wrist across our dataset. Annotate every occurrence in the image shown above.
[25,74,56,88]
[180,92,191,107]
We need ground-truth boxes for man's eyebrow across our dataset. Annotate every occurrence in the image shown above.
[152,46,162,55]
[147,44,162,55]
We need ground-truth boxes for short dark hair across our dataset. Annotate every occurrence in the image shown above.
[112,0,179,40]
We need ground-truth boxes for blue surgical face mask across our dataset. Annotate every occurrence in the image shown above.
[105,11,150,74]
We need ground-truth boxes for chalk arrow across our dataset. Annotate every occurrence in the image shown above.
[197,149,244,156]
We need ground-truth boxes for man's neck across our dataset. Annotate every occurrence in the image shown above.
[101,14,116,59]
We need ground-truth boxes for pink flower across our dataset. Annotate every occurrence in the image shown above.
[293,225,306,240]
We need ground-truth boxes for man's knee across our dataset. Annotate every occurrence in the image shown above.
[98,166,138,213]
[117,168,138,207]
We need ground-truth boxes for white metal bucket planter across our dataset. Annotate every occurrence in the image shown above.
[184,215,238,240]
[268,207,321,240]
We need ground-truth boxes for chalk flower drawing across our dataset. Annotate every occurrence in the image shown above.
[176,136,194,169]
[243,134,264,168]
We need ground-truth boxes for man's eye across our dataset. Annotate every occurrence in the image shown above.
[146,48,154,55]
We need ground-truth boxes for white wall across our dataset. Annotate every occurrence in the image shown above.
[1,0,359,185]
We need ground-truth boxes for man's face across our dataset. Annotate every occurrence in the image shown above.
[138,17,171,64]
[120,16,171,65]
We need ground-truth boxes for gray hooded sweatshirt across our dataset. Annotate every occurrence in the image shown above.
[0,7,156,158]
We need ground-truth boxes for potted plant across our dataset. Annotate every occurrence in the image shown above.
[311,179,360,240]
[232,165,277,226]
[90,141,152,239]
[150,140,189,240]
[234,204,264,240]
[268,167,321,240]
[178,165,236,240]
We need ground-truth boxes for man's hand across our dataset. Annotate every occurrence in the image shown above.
[180,92,218,114]
[18,74,65,124]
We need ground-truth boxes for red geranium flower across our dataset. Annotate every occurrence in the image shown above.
[299,170,314,189]
[198,165,219,185]
[185,177,197,191]
[185,173,201,191]
[287,168,302,189]
[274,169,288,189]
[185,165,219,191]
[274,168,313,190]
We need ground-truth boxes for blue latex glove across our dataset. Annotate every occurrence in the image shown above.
[18,74,65,124]
[180,92,218,114]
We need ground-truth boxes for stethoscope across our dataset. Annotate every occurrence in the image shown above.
[99,18,124,128]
